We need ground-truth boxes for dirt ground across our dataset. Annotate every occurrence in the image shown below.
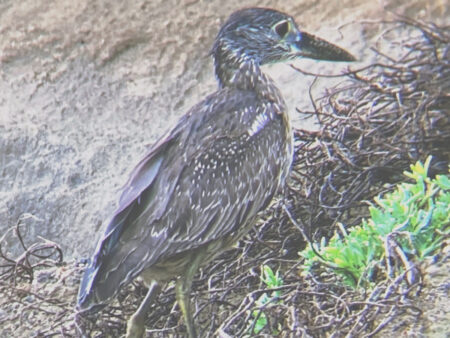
[0,0,448,336]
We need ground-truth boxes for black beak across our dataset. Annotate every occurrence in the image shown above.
[295,31,356,62]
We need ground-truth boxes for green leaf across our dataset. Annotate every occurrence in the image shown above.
[299,156,449,290]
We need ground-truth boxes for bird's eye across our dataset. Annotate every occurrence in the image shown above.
[274,20,290,38]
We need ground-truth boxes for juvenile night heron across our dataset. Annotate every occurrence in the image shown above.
[77,7,355,337]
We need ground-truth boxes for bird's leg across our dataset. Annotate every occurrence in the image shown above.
[175,253,204,338]
[126,280,160,338]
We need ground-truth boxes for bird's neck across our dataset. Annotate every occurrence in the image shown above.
[213,48,284,105]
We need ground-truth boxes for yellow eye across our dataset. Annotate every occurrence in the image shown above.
[274,20,290,38]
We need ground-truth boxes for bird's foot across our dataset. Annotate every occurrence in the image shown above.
[126,313,146,338]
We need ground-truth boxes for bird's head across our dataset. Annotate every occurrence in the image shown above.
[212,8,355,84]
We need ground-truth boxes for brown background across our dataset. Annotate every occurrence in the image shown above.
[0,0,447,259]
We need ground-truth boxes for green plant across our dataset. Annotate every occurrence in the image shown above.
[301,157,450,288]
[246,265,283,335]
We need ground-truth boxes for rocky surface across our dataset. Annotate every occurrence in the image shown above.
[0,0,447,260]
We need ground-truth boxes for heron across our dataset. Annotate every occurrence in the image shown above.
[77,7,355,337]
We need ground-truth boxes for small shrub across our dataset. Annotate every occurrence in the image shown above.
[301,157,450,288]
[246,265,283,335]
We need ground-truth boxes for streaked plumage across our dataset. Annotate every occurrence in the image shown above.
[77,7,355,337]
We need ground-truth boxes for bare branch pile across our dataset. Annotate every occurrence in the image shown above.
[288,18,449,242]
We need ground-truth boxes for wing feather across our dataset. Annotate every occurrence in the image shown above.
[77,88,289,311]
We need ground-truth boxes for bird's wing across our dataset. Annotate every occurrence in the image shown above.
[77,128,183,310]
[78,89,288,310]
